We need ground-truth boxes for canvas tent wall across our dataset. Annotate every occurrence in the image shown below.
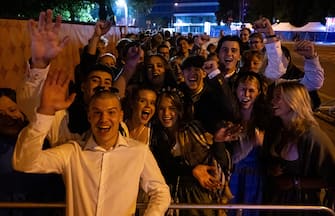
[272,22,334,42]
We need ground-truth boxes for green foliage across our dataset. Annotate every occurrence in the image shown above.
[0,0,154,24]
[52,2,97,22]
[129,0,153,16]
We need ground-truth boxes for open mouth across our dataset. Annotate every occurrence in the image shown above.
[224,57,234,64]
[240,98,251,107]
[161,116,173,125]
[97,125,111,133]
[152,72,160,79]
[187,74,198,83]
[141,110,151,121]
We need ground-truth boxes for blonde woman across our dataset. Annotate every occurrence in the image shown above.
[264,82,335,212]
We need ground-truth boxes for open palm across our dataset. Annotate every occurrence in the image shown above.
[29,9,69,66]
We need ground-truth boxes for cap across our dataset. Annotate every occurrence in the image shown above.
[86,63,118,80]
[181,55,205,70]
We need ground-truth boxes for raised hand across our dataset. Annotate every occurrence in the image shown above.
[37,69,76,115]
[28,9,70,68]
[253,17,275,36]
[293,40,317,59]
[125,43,144,67]
[93,20,112,37]
[214,122,243,142]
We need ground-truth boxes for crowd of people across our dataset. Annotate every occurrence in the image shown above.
[1,8,335,216]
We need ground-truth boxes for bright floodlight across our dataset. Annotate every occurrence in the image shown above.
[116,0,128,26]
[116,0,126,7]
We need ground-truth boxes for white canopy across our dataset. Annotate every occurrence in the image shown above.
[272,22,326,32]
[295,22,326,32]
[272,22,297,31]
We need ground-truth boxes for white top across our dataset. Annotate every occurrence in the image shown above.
[264,41,324,91]
[207,69,221,79]
[13,113,171,216]
[16,63,129,147]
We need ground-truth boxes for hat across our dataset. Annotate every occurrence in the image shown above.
[116,38,133,57]
[181,55,205,70]
[86,63,118,80]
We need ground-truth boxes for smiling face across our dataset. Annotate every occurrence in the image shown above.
[249,55,264,73]
[88,94,123,147]
[158,95,178,128]
[183,66,206,94]
[272,87,292,119]
[81,70,113,104]
[132,89,157,125]
[158,46,170,61]
[177,39,190,54]
[236,78,260,110]
[250,36,264,51]
[0,96,26,137]
[203,59,219,75]
[240,29,250,43]
[146,55,166,87]
[170,57,184,84]
[218,40,241,74]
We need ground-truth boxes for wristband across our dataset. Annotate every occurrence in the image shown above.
[305,52,318,59]
[265,34,276,38]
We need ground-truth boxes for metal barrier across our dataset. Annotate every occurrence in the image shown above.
[1,202,334,215]
[0,202,65,208]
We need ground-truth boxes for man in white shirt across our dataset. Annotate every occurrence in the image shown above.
[17,9,142,146]
[13,68,171,216]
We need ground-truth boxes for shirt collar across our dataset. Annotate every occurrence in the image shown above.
[83,132,129,152]
[224,70,237,79]
[207,69,221,79]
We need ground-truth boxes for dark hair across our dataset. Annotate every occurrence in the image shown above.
[143,54,176,89]
[206,52,219,62]
[240,49,265,73]
[157,44,169,51]
[176,36,189,47]
[0,88,16,102]
[249,32,264,41]
[234,71,271,135]
[216,35,242,54]
[281,45,291,60]
[157,87,185,127]
[181,55,205,70]
[116,38,133,57]
[84,63,118,81]
[240,27,251,34]
[234,71,267,96]
[123,84,157,120]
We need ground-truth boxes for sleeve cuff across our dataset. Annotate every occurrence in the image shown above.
[31,111,55,133]
[26,60,50,82]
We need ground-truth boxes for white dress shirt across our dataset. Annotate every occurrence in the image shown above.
[13,113,171,216]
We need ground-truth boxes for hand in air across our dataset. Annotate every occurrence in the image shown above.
[294,40,316,59]
[28,9,70,68]
[214,122,243,142]
[38,69,76,115]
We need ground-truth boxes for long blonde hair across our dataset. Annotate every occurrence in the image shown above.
[276,82,318,136]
